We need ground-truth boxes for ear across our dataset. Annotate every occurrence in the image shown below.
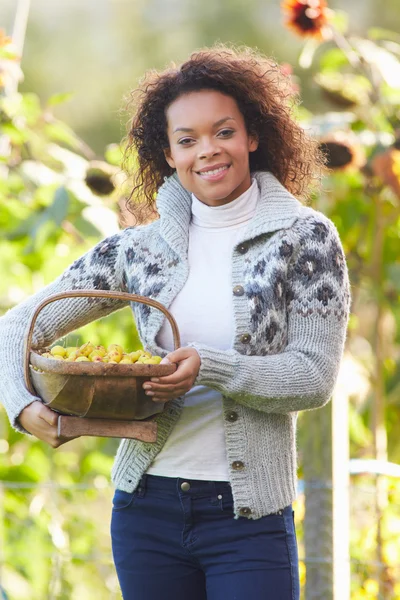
[163,147,175,169]
[248,134,259,153]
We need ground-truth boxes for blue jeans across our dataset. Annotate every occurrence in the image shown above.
[111,474,300,600]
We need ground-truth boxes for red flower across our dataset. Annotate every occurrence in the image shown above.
[282,0,330,39]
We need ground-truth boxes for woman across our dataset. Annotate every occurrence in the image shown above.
[0,46,350,599]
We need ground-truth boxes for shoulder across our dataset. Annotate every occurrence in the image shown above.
[286,206,348,287]
[99,220,161,249]
[66,220,162,273]
[290,205,343,249]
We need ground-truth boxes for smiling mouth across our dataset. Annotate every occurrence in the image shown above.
[196,165,230,178]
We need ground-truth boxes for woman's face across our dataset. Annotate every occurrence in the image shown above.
[164,90,258,206]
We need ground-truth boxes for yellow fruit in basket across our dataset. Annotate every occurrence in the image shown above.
[142,351,152,358]
[94,345,107,357]
[50,345,67,358]
[42,352,52,358]
[108,344,123,354]
[151,355,162,365]
[119,357,133,364]
[66,350,80,361]
[79,342,94,357]
[52,355,65,360]
[91,355,104,362]
[76,356,90,362]
[107,350,122,362]
[88,350,103,360]
[128,350,142,363]
[65,346,79,357]
[142,357,162,364]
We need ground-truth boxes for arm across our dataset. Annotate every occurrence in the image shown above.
[188,216,350,413]
[0,232,129,432]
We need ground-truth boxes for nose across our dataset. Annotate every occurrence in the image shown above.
[198,137,221,160]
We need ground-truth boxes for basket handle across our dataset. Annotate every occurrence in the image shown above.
[24,289,181,394]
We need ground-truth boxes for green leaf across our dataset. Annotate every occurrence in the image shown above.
[329,10,349,35]
[46,92,75,107]
[43,121,81,150]
[319,48,349,73]
[0,47,19,60]
[6,212,45,241]
[48,186,70,226]
[1,122,29,145]
[20,93,42,126]
[368,28,400,44]
[104,143,123,167]
[72,215,101,238]
[7,187,69,246]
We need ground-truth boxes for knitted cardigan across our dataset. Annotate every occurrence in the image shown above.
[0,171,351,519]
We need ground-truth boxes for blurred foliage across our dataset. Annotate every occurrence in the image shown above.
[0,30,137,600]
[289,1,400,597]
[1,0,400,598]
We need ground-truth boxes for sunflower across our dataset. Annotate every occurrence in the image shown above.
[281,0,330,39]
[318,132,366,171]
[372,147,400,199]
[85,161,117,196]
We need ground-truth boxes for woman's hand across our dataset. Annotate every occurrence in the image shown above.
[19,401,70,448]
[142,347,201,402]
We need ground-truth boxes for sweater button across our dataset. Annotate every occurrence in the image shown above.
[240,333,251,344]
[226,411,238,422]
[232,461,245,470]
[240,507,252,516]
[233,285,244,297]
[237,244,248,254]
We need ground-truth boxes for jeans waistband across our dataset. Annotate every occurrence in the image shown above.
[136,474,232,500]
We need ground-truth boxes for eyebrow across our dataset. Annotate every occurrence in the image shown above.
[172,116,236,134]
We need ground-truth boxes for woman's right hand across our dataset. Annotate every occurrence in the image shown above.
[19,401,67,448]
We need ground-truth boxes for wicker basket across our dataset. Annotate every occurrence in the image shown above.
[23,290,181,441]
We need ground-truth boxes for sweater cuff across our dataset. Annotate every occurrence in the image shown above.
[187,342,238,389]
[1,380,40,435]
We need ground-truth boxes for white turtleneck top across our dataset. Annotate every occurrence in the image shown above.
[148,179,260,480]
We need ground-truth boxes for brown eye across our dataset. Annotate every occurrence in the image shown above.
[178,137,194,145]
[218,129,234,137]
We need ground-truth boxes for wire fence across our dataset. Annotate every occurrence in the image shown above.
[0,478,399,599]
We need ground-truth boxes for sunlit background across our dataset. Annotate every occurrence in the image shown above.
[1,1,400,599]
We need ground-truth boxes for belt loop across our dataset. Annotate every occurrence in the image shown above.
[136,474,147,498]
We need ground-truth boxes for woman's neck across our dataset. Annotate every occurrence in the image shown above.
[191,178,259,229]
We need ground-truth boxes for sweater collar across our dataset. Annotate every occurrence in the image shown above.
[156,171,302,255]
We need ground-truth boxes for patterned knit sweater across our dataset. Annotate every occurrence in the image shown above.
[0,171,351,519]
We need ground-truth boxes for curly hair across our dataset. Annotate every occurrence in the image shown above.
[123,44,325,224]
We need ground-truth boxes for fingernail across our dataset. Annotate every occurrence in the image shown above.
[145,391,154,396]
[160,358,171,365]
[150,378,159,383]
[143,384,151,390]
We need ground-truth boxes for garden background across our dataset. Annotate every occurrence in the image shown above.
[1,0,400,598]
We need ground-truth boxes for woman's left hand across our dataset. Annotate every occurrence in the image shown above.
[142,347,201,402]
